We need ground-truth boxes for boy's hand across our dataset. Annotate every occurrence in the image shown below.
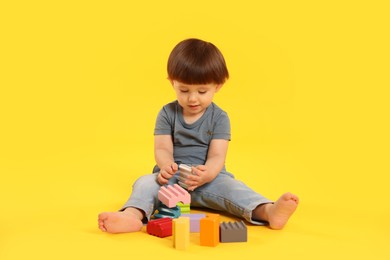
[157,162,178,185]
[185,165,213,191]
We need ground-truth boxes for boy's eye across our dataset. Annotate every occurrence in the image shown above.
[180,90,188,93]
[199,91,207,94]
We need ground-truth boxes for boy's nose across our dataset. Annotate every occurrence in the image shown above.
[188,93,197,102]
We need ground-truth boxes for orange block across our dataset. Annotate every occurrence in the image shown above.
[200,214,220,247]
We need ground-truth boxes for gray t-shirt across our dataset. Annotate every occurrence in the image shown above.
[154,101,231,167]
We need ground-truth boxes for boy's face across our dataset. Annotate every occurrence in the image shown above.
[170,80,222,118]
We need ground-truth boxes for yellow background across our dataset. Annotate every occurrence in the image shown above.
[1,0,389,259]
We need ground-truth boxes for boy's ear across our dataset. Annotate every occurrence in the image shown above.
[215,84,223,92]
[167,78,174,86]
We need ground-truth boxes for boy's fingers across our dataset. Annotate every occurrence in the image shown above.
[186,174,199,181]
[158,172,169,184]
[171,163,178,171]
[161,169,175,180]
[163,167,172,174]
[159,178,168,185]
[195,165,206,170]
[191,167,200,175]
[185,178,200,187]
[187,185,197,191]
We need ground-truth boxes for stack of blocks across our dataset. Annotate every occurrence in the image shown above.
[147,183,248,249]
[152,184,190,219]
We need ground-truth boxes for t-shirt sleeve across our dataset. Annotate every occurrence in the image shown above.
[212,111,231,141]
[154,104,174,135]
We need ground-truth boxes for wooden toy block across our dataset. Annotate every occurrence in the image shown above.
[177,202,190,214]
[220,221,247,242]
[200,214,220,247]
[178,164,194,189]
[173,217,190,250]
[181,213,206,232]
[158,184,191,208]
[179,163,192,174]
[152,204,181,219]
[146,218,172,238]
[178,178,189,190]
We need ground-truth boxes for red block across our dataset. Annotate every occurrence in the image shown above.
[146,218,173,238]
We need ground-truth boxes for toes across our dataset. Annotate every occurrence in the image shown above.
[283,192,299,203]
[289,194,299,203]
[98,219,107,232]
[98,213,111,232]
[98,212,108,220]
[99,224,107,232]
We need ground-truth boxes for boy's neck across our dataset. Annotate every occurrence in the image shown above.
[180,102,213,125]
[182,110,206,124]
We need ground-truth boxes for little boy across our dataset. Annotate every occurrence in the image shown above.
[98,38,299,233]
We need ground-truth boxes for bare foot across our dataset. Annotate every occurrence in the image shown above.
[98,210,143,234]
[266,192,299,229]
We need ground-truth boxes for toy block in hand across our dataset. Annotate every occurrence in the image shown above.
[158,184,191,208]
[178,164,193,189]
[179,163,192,174]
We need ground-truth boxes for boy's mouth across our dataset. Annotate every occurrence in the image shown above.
[188,105,200,110]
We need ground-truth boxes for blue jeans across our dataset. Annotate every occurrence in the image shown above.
[120,171,273,225]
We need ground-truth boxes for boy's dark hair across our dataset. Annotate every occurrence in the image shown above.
[167,38,229,85]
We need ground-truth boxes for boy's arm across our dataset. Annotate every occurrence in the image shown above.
[187,139,229,191]
[154,134,178,185]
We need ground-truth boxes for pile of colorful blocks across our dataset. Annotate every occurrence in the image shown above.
[147,183,248,250]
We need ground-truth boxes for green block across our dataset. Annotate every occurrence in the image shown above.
[177,202,190,214]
